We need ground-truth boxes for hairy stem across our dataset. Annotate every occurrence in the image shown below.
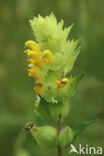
[57,115,62,156]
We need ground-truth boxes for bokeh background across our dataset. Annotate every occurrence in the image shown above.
[0,0,104,156]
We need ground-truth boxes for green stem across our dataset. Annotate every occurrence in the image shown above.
[57,115,62,156]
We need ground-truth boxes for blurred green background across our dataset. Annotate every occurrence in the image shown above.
[0,0,104,156]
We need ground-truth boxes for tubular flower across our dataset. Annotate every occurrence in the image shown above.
[25,40,39,51]
[28,67,41,80]
[55,78,69,90]
[28,51,43,67]
[42,50,53,64]
[24,40,53,88]
[34,82,44,94]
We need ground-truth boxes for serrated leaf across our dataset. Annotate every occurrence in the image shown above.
[62,40,80,75]
[70,119,99,142]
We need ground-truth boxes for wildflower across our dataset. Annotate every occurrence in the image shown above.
[25,46,43,67]
[24,14,92,156]
[24,40,53,83]
[24,13,81,120]
[25,40,39,51]
[42,50,53,64]
[55,78,69,90]
[34,82,44,94]
[28,67,41,80]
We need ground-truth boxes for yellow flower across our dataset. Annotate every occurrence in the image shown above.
[25,40,39,51]
[27,58,36,65]
[24,40,53,85]
[28,67,41,80]
[55,78,69,90]
[24,41,53,67]
[34,82,44,94]
[28,51,43,67]
[42,50,53,64]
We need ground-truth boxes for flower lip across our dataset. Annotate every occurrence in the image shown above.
[34,82,44,94]
[55,78,69,90]
[25,40,39,51]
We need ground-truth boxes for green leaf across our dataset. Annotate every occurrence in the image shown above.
[70,119,99,142]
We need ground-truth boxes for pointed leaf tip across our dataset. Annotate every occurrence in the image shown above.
[70,119,99,142]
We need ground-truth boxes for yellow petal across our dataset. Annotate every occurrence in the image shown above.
[28,68,41,80]
[55,78,69,90]
[55,80,60,84]
[24,49,36,55]
[61,78,69,84]
[34,82,44,94]
[25,40,39,51]
[27,58,36,64]
[24,49,31,54]
[42,50,53,64]
[29,52,43,67]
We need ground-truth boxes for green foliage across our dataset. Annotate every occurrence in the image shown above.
[42,74,83,103]
[33,74,83,121]
[16,149,30,156]
[70,119,99,143]
[34,97,69,121]
[58,120,98,149]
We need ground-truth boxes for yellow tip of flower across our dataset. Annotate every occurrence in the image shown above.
[61,78,69,84]
[55,78,69,90]
[34,82,44,94]
[24,49,30,54]
[25,40,39,51]
[27,58,36,64]
[55,80,60,84]
[24,49,36,55]
[28,68,41,80]
[42,50,53,64]
[26,50,43,67]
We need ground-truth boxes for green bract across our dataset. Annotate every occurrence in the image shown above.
[30,126,57,149]
[34,75,82,121]
[58,127,74,148]
[34,96,69,121]
[30,13,79,76]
